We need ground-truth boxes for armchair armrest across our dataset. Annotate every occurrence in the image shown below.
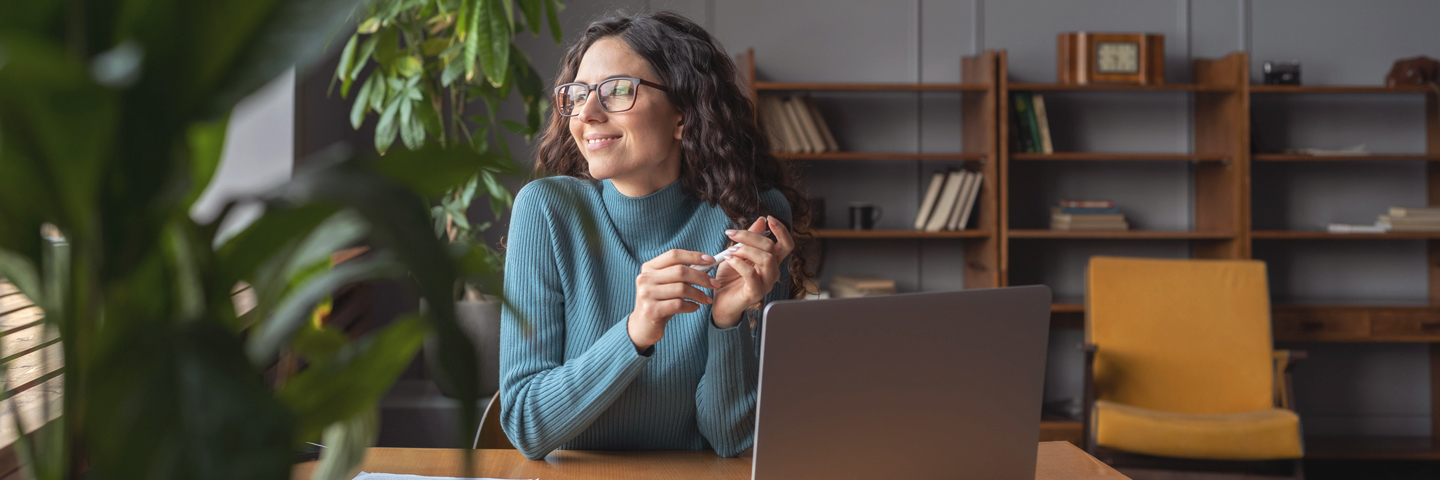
[1080,343,1098,454]
[1273,349,1307,411]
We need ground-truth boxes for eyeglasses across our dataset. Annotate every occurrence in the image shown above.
[554,77,668,117]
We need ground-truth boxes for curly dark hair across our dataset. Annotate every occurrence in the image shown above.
[533,11,815,300]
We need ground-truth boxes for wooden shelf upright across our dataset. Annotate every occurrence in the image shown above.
[741,49,1003,289]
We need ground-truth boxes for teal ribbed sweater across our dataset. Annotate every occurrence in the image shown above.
[499,176,792,459]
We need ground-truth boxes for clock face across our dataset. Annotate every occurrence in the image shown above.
[1095,42,1140,74]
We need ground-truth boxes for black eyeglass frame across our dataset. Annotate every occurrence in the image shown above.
[553,77,668,117]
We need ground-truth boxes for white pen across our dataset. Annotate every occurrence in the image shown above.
[691,230,773,272]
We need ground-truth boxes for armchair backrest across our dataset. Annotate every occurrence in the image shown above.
[1086,256,1275,414]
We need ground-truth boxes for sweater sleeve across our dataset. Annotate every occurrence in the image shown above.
[694,195,794,457]
[499,181,651,460]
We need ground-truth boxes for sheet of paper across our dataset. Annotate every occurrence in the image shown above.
[353,472,535,480]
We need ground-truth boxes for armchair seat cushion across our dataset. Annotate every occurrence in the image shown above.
[1095,400,1303,460]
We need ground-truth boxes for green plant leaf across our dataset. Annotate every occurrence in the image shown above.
[368,73,388,112]
[246,251,404,364]
[86,322,295,480]
[375,93,405,154]
[475,0,511,87]
[544,0,564,43]
[399,98,422,149]
[374,26,401,71]
[350,36,379,80]
[374,145,506,197]
[278,315,428,442]
[309,408,379,480]
[183,116,229,208]
[215,205,335,284]
[421,37,450,56]
[350,75,375,129]
[336,33,358,95]
[397,55,424,77]
[500,0,516,30]
[518,0,543,36]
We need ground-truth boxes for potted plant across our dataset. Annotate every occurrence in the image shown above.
[334,0,563,399]
[0,0,539,478]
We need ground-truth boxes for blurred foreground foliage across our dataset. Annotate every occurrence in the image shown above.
[0,0,535,478]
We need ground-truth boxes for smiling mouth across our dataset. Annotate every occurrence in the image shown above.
[585,135,621,150]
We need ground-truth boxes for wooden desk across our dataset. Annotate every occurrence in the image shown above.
[293,441,1129,479]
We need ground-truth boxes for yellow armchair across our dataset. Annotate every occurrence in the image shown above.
[1082,257,1305,474]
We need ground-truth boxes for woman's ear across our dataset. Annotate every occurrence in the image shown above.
[674,117,684,140]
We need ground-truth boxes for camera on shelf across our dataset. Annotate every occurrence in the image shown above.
[1263,61,1301,85]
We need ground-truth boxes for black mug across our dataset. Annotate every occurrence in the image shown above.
[849,203,883,230]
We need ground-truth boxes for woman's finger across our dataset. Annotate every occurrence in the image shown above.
[728,256,762,294]
[649,265,721,290]
[728,244,775,282]
[657,298,702,317]
[644,248,715,271]
[767,215,795,257]
[726,221,774,251]
[653,282,712,305]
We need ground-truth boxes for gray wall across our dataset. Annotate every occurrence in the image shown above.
[489,0,1440,438]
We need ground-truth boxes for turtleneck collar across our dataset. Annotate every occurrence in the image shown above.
[599,177,696,247]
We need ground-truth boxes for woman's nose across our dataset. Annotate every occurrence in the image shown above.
[575,94,607,123]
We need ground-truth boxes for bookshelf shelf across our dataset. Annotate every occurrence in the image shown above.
[1253,153,1440,162]
[776,152,987,161]
[754,81,987,92]
[1250,84,1435,94]
[1008,230,1237,240]
[813,229,990,239]
[1009,83,1234,93]
[1012,152,1227,162]
[1252,230,1440,239]
[1051,303,1084,313]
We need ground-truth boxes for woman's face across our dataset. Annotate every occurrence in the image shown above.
[568,37,684,194]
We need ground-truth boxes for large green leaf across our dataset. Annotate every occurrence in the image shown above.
[246,251,403,364]
[374,145,510,197]
[86,322,295,480]
[474,0,510,87]
[183,116,230,208]
[279,316,428,442]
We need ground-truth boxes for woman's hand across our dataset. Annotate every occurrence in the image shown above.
[711,216,795,329]
[629,249,721,352]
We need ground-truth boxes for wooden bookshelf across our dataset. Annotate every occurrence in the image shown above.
[755,81,987,92]
[742,49,1002,291]
[1008,230,1236,240]
[1009,83,1234,93]
[1253,230,1440,240]
[1254,153,1440,162]
[1011,153,1228,162]
[813,229,990,239]
[749,45,1440,460]
[1250,84,1434,94]
[777,152,987,161]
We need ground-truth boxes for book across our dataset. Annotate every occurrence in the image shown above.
[1327,223,1387,234]
[944,171,975,230]
[925,170,967,232]
[1379,215,1440,231]
[1058,199,1115,209]
[788,96,829,153]
[913,171,949,230]
[758,97,786,152]
[1388,207,1440,218]
[804,97,841,152]
[1013,92,1036,152]
[780,96,815,152]
[1057,206,1120,214]
[953,172,984,231]
[767,96,803,153]
[1032,94,1054,154]
[1050,210,1125,223]
[1022,93,1042,154]
[1050,220,1129,231]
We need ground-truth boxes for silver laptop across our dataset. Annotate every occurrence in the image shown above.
[751,285,1052,479]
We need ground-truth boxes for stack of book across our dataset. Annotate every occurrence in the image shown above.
[759,95,840,154]
[1011,92,1054,154]
[1378,207,1440,232]
[829,275,897,298]
[912,169,984,232]
[1050,200,1128,231]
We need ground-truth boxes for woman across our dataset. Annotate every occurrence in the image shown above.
[499,11,814,459]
